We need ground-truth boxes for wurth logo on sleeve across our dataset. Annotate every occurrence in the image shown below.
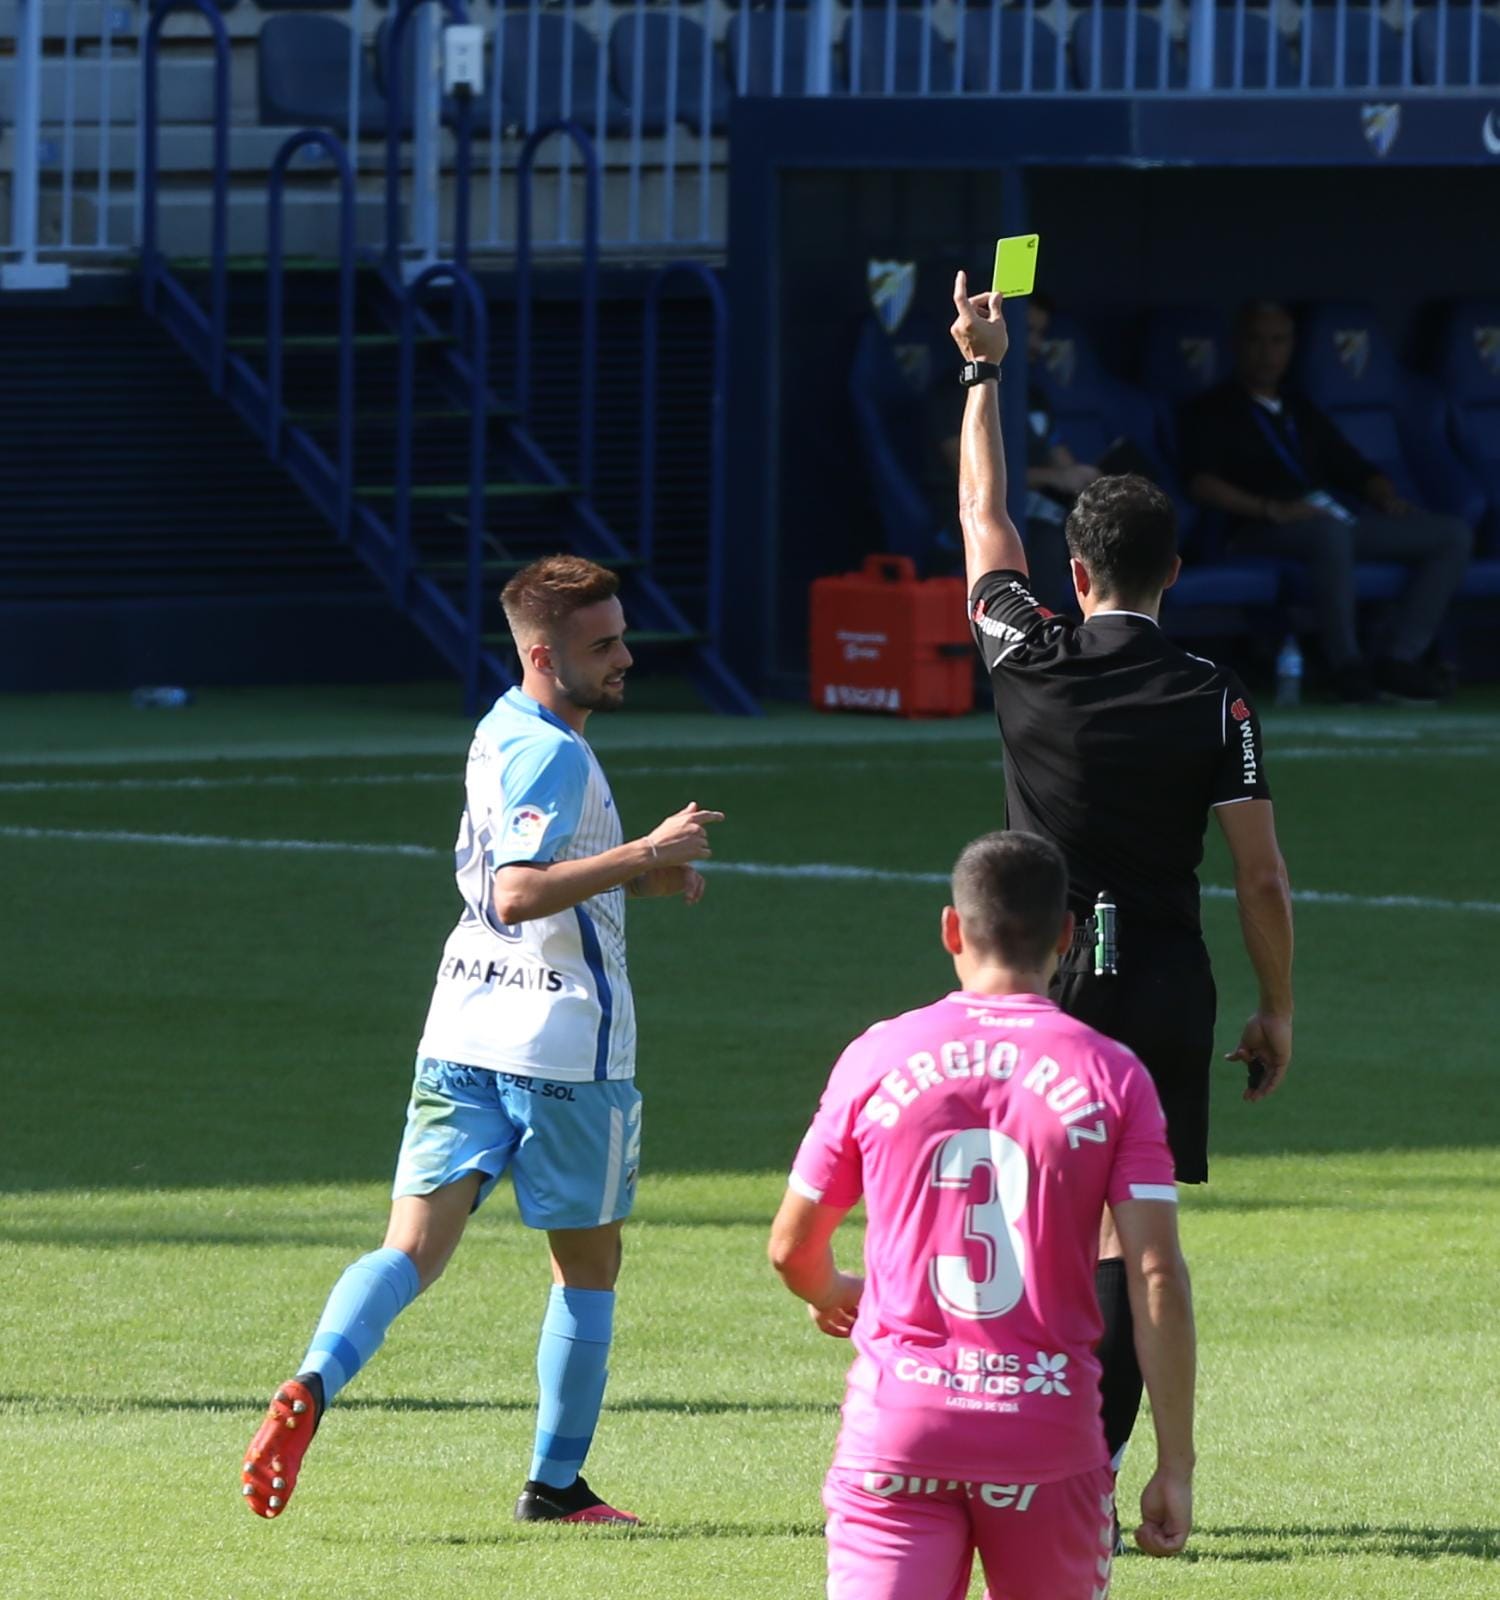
[1238,710,1258,784]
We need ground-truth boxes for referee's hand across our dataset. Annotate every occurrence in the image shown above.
[1226,1012,1292,1102]
[644,801,724,867]
[950,271,1010,366]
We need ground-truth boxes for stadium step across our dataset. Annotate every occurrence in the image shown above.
[286,405,518,425]
[226,333,455,351]
[356,482,578,501]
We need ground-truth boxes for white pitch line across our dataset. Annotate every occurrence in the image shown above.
[2,824,1498,916]
[3,745,1498,797]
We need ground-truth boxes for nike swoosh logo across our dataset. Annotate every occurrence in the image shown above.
[1484,111,1500,157]
[604,798,614,810]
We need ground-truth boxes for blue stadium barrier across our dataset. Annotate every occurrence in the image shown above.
[843,11,955,94]
[1414,3,1500,85]
[266,129,357,544]
[1073,9,1185,92]
[1208,7,1297,89]
[609,12,732,134]
[727,8,812,97]
[957,7,1066,94]
[499,13,631,136]
[1303,6,1405,89]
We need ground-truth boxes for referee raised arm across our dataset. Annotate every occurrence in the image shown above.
[949,273,1295,1477]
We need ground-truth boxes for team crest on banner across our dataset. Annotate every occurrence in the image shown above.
[867,259,917,336]
[1361,103,1401,159]
[1041,338,1076,389]
[1335,328,1371,381]
[1178,336,1217,387]
[1475,326,1500,377]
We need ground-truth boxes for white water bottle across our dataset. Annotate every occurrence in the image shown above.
[1274,635,1303,708]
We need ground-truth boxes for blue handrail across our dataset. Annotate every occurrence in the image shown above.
[638,262,729,645]
[142,0,230,392]
[516,120,601,494]
[396,263,490,709]
[382,0,475,274]
[267,131,357,542]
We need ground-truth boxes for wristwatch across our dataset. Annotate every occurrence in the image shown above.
[958,360,1001,387]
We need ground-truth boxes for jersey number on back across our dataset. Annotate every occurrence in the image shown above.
[928,1129,1029,1320]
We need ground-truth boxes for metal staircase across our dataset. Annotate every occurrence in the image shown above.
[137,0,757,715]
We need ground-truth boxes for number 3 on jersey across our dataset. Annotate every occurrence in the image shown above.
[928,1129,1029,1320]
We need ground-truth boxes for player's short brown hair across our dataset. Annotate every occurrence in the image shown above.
[500,555,620,643]
[951,831,1068,969]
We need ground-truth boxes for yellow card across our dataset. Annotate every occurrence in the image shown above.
[992,233,1040,298]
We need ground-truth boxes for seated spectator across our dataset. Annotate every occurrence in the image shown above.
[1180,301,1473,703]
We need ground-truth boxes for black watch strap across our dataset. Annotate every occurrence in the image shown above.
[959,360,1001,388]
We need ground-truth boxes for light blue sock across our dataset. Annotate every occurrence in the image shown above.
[529,1286,615,1489]
[299,1247,420,1405]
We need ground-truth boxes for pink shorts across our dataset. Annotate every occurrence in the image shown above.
[823,1464,1116,1600]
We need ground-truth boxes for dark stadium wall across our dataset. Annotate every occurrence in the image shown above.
[757,163,1500,688]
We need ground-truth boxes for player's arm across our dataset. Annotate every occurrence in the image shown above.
[1112,1197,1196,1558]
[494,801,723,924]
[1215,799,1294,1101]
[950,271,1027,594]
[768,1189,862,1338]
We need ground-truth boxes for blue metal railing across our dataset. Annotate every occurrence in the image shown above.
[515,120,601,496]
[141,0,229,391]
[382,0,476,274]
[394,263,490,708]
[266,130,358,543]
[637,262,729,646]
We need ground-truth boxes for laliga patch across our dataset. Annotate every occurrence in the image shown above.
[1230,698,1251,722]
[504,805,548,850]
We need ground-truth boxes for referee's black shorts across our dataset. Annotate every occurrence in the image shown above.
[1051,920,1217,1184]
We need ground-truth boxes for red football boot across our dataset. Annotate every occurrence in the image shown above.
[513,1475,639,1525]
[241,1380,319,1519]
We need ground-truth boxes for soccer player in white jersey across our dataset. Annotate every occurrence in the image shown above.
[770,831,1196,1598]
[242,555,723,1526]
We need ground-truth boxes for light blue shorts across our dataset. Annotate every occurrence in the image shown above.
[392,1058,643,1231]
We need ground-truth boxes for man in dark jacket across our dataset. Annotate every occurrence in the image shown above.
[1180,301,1471,703]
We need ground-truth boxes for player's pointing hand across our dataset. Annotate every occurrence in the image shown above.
[644,800,725,867]
[950,269,1009,366]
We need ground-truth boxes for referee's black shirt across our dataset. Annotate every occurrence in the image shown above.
[971,569,1272,938]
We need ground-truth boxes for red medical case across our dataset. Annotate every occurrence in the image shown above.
[809,556,974,718]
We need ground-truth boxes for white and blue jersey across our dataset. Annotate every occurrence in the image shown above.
[416,688,635,1083]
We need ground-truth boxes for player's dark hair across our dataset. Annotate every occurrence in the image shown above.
[501,555,620,642]
[1064,474,1178,606]
[951,831,1068,970]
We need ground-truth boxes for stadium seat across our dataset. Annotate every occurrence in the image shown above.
[374,17,470,133]
[1072,10,1185,90]
[609,13,732,133]
[958,8,1065,93]
[1033,313,1159,471]
[849,316,952,569]
[498,14,632,137]
[1207,9,1297,87]
[1296,302,1487,529]
[843,12,956,94]
[256,0,351,10]
[257,15,389,137]
[1438,300,1500,550]
[1304,7,1406,88]
[1142,307,1231,495]
[726,9,811,96]
[1414,4,1500,85]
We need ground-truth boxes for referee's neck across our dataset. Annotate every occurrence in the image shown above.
[1081,594,1163,624]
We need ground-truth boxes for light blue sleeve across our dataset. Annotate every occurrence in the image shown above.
[489,735,589,866]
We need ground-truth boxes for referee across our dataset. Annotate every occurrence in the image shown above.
[948,273,1295,1481]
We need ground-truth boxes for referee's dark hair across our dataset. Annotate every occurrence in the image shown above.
[951,831,1068,970]
[1065,474,1178,605]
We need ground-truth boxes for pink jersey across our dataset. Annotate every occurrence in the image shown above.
[791,989,1177,1485]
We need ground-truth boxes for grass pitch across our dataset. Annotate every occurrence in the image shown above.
[2,683,1497,1599]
